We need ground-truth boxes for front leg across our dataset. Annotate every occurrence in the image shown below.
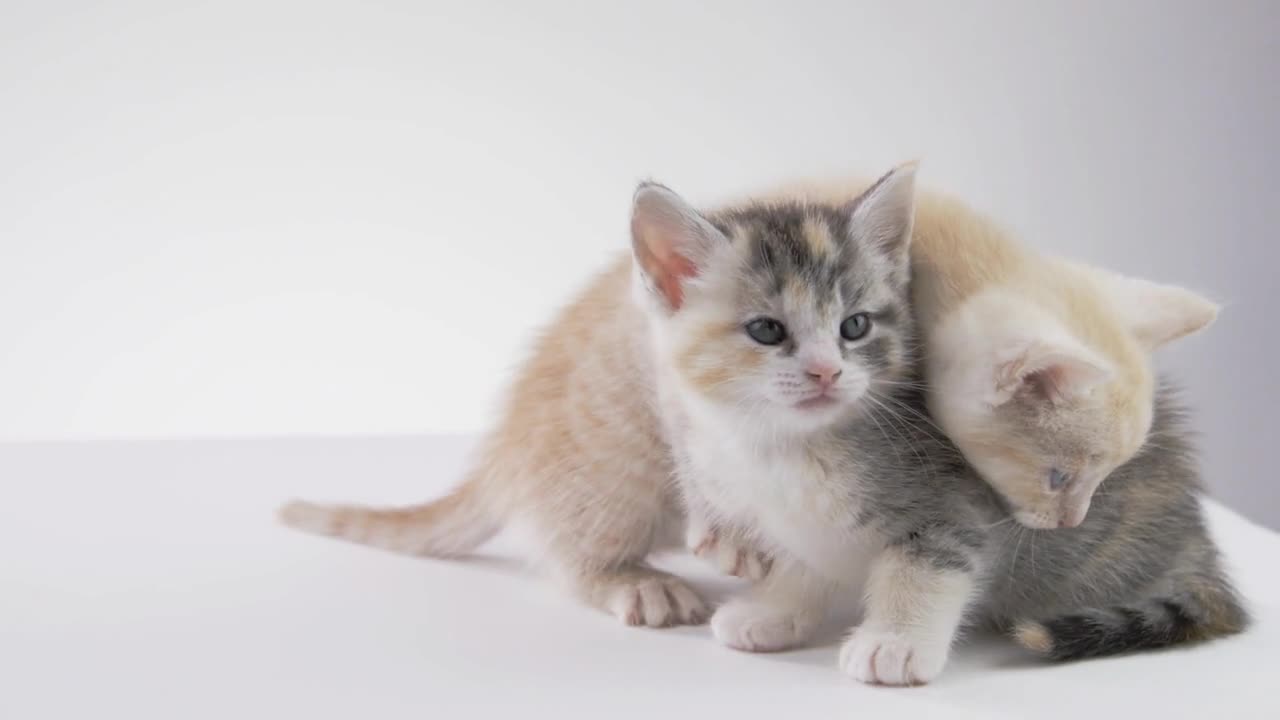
[686,514,773,581]
[681,486,772,581]
[711,559,833,652]
[839,540,981,686]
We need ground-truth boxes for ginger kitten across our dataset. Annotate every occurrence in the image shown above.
[281,251,713,627]
[752,178,1219,529]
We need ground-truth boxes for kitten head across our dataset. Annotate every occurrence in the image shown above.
[928,273,1218,529]
[631,164,919,435]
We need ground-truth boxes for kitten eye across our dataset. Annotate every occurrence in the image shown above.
[745,318,787,345]
[1048,468,1071,491]
[839,313,872,341]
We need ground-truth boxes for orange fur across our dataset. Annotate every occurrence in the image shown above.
[282,257,711,627]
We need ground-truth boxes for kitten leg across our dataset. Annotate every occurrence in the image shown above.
[686,512,772,581]
[710,559,832,652]
[839,544,978,686]
[565,563,710,627]
[534,483,709,628]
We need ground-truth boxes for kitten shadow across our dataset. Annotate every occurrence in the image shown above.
[424,552,1050,675]
[958,628,1047,670]
[679,573,749,608]
[446,553,526,574]
[706,606,863,669]
[397,550,527,577]
[409,550,1052,676]
[749,620,1050,673]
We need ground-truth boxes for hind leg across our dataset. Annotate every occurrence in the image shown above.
[528,470,708,627]
[568,564,709,627]
[546,510,710,627]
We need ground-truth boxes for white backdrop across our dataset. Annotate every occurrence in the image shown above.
[1,1,1276,524]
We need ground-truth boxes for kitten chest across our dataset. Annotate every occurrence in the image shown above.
[683,432,876,580]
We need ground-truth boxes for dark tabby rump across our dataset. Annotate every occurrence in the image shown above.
[1013,576,1248,661]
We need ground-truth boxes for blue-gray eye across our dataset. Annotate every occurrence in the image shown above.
[745,318,787,345]
[840,313,871,341]
[1049,468,1071,491]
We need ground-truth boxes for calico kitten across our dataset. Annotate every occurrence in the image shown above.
[752,179,1219,529]
[656,165,1246,685]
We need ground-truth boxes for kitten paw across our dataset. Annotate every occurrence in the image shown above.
[711,599,818,652]
[606,575,709,628]
[838,626,949,686]
[689,527,772,581]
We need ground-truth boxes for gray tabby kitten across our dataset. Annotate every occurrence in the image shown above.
[634,164,1247,685]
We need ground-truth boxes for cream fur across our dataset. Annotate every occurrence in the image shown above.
[748,177,1219,528]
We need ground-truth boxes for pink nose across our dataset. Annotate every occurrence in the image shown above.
[805,364,842,387]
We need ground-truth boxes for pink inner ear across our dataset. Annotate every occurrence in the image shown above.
[990,342,1111,407]
[1020,356,1111,405]
[656,253,697,310]
[1023,365,1069,404]
[634,220,699,310]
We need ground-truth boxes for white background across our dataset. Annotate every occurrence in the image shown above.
[1,1,1276,524]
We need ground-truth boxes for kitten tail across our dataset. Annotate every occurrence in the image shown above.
[1012,577,1248,661]
[278,471,499,558]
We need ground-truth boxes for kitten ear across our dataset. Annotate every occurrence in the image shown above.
[1094,271,1220,350]
[631,182,726,311]
[987,336,1114,407]
[846,162,919,263]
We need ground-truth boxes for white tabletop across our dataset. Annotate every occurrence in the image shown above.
[2,435,1276,719]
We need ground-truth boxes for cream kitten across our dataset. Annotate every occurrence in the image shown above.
[753,179,1219,528]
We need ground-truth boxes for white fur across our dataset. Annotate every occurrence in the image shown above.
[671,390,881,580]
[839,547,975,685]
[1081,265,1221,350]
[711,561,833,652]
[928,288,1112,410]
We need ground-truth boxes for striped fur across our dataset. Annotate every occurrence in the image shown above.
[1015,596,1218,662]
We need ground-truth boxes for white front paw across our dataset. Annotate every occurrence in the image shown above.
[711,599,817,653]
[838,626,950,686]
[689,526,772,581]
